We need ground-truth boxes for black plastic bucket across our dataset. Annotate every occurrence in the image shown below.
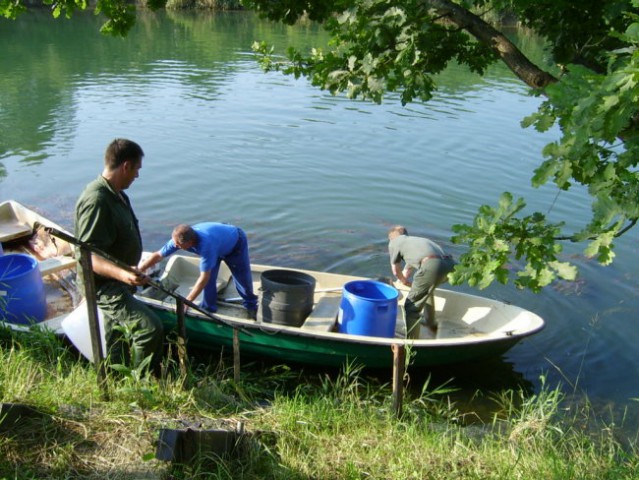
[259,269,316,327]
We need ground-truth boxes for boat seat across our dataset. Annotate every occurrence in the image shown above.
[38,255,77,276]
[301,295,341,332]
[0,217,31,243]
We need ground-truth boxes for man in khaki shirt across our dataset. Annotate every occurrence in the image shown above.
[388,225,455,339]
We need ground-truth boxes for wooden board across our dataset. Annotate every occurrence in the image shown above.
[38,256,77,276]
[0,217,31,243]
[301,295,341,332]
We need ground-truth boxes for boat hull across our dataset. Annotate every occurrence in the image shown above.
[146,298,537,369]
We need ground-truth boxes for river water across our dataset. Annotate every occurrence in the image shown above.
[1,10,638,432]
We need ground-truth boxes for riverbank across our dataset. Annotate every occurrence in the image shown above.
[20,0,243,8]
[1,327,636,479]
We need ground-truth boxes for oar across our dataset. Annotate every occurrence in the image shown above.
[38,224,249,333]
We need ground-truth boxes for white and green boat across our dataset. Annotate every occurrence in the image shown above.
[0,200,545,369]
[135,254,545,368]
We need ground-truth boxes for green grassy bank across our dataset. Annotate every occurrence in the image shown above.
[0,327,637,479]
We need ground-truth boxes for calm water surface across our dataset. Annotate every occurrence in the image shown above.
[1,11,638,431]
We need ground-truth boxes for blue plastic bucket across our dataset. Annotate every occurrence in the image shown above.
[0,253,47,325]
[338,280,399,337]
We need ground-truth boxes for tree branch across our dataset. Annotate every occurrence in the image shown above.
[425,0,557,89]
[553,218,638,241]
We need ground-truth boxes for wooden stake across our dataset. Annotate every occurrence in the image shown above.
[391,344,405,418]
[175,298,188,378]
[78,246,108,399]
[233,328,240,383]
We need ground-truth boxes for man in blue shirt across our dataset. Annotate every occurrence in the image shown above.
[139,223,258,318]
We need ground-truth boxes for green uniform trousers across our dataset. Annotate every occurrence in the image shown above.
[404,256,455,339]
[97,282,164,371]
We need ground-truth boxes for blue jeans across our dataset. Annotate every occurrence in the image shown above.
[201,228,258,312]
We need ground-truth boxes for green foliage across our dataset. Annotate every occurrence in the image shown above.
[44,0,88,20]
[244,0,353,24]
[252,1,497,105]
[450,192,576,292]
[522,12,639,268]
[0,0,26,19]
[0,0,164,36]
[95,0,139,36]
[504,0,634,70]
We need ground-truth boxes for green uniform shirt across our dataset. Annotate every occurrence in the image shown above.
[74,175,142,290]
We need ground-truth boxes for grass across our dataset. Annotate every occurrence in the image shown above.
[164,0,242,11]
[0,326,638,479]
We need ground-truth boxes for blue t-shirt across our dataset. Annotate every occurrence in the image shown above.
[160,222,240,272]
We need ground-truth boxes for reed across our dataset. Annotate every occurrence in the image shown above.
[165,0,242,11]
[0,326,637,479]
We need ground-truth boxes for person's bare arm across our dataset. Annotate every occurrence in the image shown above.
[91,253,147,286]
[137,251,163,273]
[186,270,212,303]
[391,262,411,287]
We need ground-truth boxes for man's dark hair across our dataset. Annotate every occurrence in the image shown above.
[172,224,198,245]
[104,138,144,170]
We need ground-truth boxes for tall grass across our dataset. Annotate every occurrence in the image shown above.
[0,326,637,479]
[164,0,242,11]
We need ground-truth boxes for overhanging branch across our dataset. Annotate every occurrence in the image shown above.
[424,0,557,89]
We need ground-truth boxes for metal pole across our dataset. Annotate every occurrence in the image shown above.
[78,246,109,399]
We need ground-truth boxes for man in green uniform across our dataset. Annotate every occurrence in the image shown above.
[75,138,164,372]
[388,225,455,339]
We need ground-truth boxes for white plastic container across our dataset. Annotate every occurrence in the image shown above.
[61,301,106,362]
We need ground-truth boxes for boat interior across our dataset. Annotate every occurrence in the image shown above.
[136,254,541,341]
[0,201,78,330]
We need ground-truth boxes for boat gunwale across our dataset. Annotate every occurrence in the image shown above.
[137,288,545,348]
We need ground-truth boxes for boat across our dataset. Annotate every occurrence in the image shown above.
[135,255,545,369]
[0,200,545,369]
[0,200,79,333]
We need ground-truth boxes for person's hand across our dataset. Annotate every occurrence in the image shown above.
[402,266,413,280]
[124,268,150,287]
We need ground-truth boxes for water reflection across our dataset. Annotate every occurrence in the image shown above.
[407,357,536,421]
